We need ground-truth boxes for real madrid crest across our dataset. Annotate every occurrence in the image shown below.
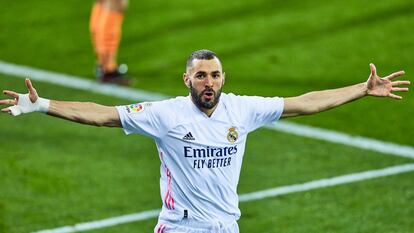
[227,127,238,143]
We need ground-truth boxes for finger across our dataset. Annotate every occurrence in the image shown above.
[391,87,409,92]
[3,90,19,98]
[25,78,37,95]
[25,78,39,103]
[1,107,11,113]
[385,71,405,81]
[369,63,377,77]
[388,93,402,100]
[25,78,32,90]
[391,81,410,86]
[0,99,17,105]
[8,106,21,116]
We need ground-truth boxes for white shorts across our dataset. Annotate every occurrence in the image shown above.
[154,218,239,233]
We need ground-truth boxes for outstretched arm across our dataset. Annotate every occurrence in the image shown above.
[281,64,410,118]
[1,79,121,127]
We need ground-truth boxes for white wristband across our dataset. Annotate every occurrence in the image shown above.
[9,94,50,116]
[37,97,50,113]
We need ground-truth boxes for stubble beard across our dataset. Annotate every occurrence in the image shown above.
[190,82,222,110]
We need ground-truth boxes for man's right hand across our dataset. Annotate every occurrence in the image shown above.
[1,79,49,116]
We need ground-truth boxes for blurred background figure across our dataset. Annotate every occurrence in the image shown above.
[90,0,131,85]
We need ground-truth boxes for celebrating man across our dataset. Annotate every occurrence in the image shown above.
[0,50,409,233]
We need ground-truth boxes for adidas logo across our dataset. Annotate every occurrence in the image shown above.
[183,132,195,141]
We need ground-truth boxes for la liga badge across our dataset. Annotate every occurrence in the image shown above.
[126,103,144,113]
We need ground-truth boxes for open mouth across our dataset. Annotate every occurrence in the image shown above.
[204,91,213,97]
[203,91,214,100]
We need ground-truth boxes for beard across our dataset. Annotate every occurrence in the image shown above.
[190,82,222,110]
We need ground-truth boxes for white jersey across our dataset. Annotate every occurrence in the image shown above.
[116,93,284,224]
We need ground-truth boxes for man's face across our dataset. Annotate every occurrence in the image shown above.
[184,58,225,110]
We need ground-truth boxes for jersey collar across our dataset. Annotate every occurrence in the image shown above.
[187,94,225,120]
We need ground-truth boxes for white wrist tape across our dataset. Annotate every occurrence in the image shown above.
[9,94,50,116]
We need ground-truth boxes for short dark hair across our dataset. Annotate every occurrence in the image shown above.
[186,49,220,70]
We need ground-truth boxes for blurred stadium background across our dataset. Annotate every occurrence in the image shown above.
[0,0,413,232]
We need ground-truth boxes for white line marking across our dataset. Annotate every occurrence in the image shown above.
[0,61,168,101]
[266,122,414,160]
[239,163,414,202]
[33,209,160,233]
[0,60,413,159]
[33,163,414,233]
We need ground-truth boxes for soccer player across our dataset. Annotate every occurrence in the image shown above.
[0,50,410,232]
[90,0,131,85]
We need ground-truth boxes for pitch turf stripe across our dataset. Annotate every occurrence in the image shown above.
[0,60,413,159]
[32,209,161,233]
[0,61,168,101]
[32,163,414,233]
[238,163,414,202]
[265,122,414,160]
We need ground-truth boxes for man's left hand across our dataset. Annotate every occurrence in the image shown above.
[366,63,410,100]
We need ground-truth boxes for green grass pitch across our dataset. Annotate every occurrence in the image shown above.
[0,0,413,232]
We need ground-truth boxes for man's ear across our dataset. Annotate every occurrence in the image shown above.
[222,72,226,86]
[183,73,191,88]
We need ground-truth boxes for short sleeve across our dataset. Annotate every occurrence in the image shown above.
[242,96,284,132]
[116,100,173,139]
